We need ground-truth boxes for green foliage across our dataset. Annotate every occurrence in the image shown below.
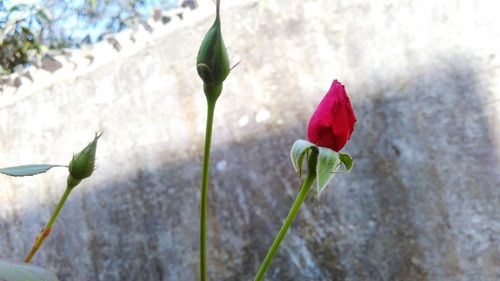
[0,3,50,74]
[0,259,59,281]
[0,164,65,177]
[0,0,176,74]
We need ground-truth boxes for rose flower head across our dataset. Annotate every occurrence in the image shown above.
[307,80,356,152]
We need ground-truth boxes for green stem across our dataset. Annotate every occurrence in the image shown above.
[24,186,72,263]
[200,99,216,281]
[253,153,318,281]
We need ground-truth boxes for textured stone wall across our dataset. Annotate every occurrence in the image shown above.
[0,0,499,280]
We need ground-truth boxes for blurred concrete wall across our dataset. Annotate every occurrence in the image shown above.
[0,0,499,280]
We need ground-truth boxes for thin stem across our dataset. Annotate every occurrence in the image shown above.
[253,155,318,281]
[200,100,216,281]
[24,186,72,263]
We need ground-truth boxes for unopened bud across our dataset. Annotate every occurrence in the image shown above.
[67,132,102,188]
[196,0,230,94]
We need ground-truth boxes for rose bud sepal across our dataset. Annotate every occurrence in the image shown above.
[291,139,353,195]
[67,132,102,189]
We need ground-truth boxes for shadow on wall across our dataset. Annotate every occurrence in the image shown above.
[340,56,499,281]
[1,57,498,281]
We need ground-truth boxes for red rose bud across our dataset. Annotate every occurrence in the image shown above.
[307,80,357,152]
[196,0,230,93]
[67,132,102,188]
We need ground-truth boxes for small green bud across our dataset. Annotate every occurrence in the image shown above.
[196,0,230,92]
[67,132,102,188]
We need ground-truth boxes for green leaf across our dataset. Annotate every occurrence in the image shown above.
[0,259,59,281]
[339,153,353,172]
[290,139,316,179]
[316,147,340,194]
[0,164,65,177]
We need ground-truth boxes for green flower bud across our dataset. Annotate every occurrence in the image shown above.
[196,0,230,93]
[67,132,102,188]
